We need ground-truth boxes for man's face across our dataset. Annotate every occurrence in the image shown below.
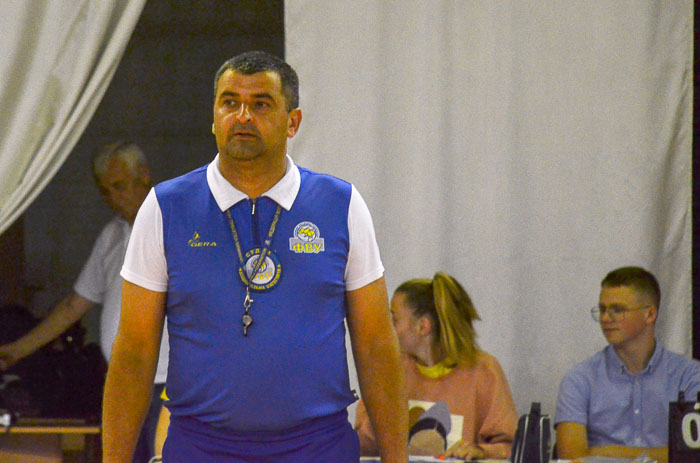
[95,158,150,224]
[212,70,300,163]
[597,285,654,348]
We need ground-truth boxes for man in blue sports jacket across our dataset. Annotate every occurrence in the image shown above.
[102,51,408,463]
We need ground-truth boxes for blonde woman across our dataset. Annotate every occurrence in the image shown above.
[355,272,517,460]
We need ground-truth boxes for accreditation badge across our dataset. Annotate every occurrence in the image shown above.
[239,248,282,291]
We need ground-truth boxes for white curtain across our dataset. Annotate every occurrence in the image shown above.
[286,1,692,419]
[0,0,146,235]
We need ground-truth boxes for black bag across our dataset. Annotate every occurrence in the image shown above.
[669,391,700,463]
[0,306,106,421]
[510,402,551,463]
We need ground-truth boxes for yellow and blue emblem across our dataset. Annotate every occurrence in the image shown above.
[289,221,325,254]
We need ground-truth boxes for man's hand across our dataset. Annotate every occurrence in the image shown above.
[441,439,485,461]
[347,277,408,463]
[103,280,165,462]
[0,292,95,372]
[556,422,668,462]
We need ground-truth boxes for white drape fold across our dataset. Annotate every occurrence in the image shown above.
[0,0,146,235]
[286,1,692,417]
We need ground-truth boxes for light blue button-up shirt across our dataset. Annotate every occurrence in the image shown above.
[555,342,700,447]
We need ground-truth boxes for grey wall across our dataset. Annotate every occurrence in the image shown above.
[23,1,284,342]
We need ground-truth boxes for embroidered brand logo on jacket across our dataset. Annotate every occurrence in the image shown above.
[188,231,217,247]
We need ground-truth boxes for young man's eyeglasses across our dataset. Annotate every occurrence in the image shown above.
[590,305,651,322]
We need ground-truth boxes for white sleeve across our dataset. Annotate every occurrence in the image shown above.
[344,185,384,291]
[120,188,168,292]
[73,227,110,303]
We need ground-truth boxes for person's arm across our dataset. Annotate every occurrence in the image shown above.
[442,441,486,461]
[555,422,668,462]
[0,291,95,369]
[354,398,379,456]
[444,355,517,460]
[555,422,589,459]
[591,444,667,462]
[154,404,170,457]
[103,280,166,463]
[346,277,408,463]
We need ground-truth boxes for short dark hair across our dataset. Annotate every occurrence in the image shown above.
[601,266,660,308]
[213,51,299,111]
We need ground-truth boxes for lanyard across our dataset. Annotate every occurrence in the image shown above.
[225,201,282,336]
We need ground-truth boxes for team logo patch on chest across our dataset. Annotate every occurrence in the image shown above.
[289,221,325,254]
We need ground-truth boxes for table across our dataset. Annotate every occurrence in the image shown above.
[2,417,101,462]
[361,459,641,462]
[360,459,577,462]
[360,459,507,462]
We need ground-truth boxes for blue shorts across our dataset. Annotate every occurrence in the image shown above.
[162,410,360,463]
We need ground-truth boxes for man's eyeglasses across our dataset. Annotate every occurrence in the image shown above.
[590,305,651,322]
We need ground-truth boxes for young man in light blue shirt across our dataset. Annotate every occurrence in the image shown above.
[555,266,700,462]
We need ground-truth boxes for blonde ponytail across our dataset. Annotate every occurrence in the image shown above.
[395,272,481,366]
[431,272,480,366]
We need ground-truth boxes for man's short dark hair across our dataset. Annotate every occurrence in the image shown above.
[213,51,299,111]
[601,266,660,308]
